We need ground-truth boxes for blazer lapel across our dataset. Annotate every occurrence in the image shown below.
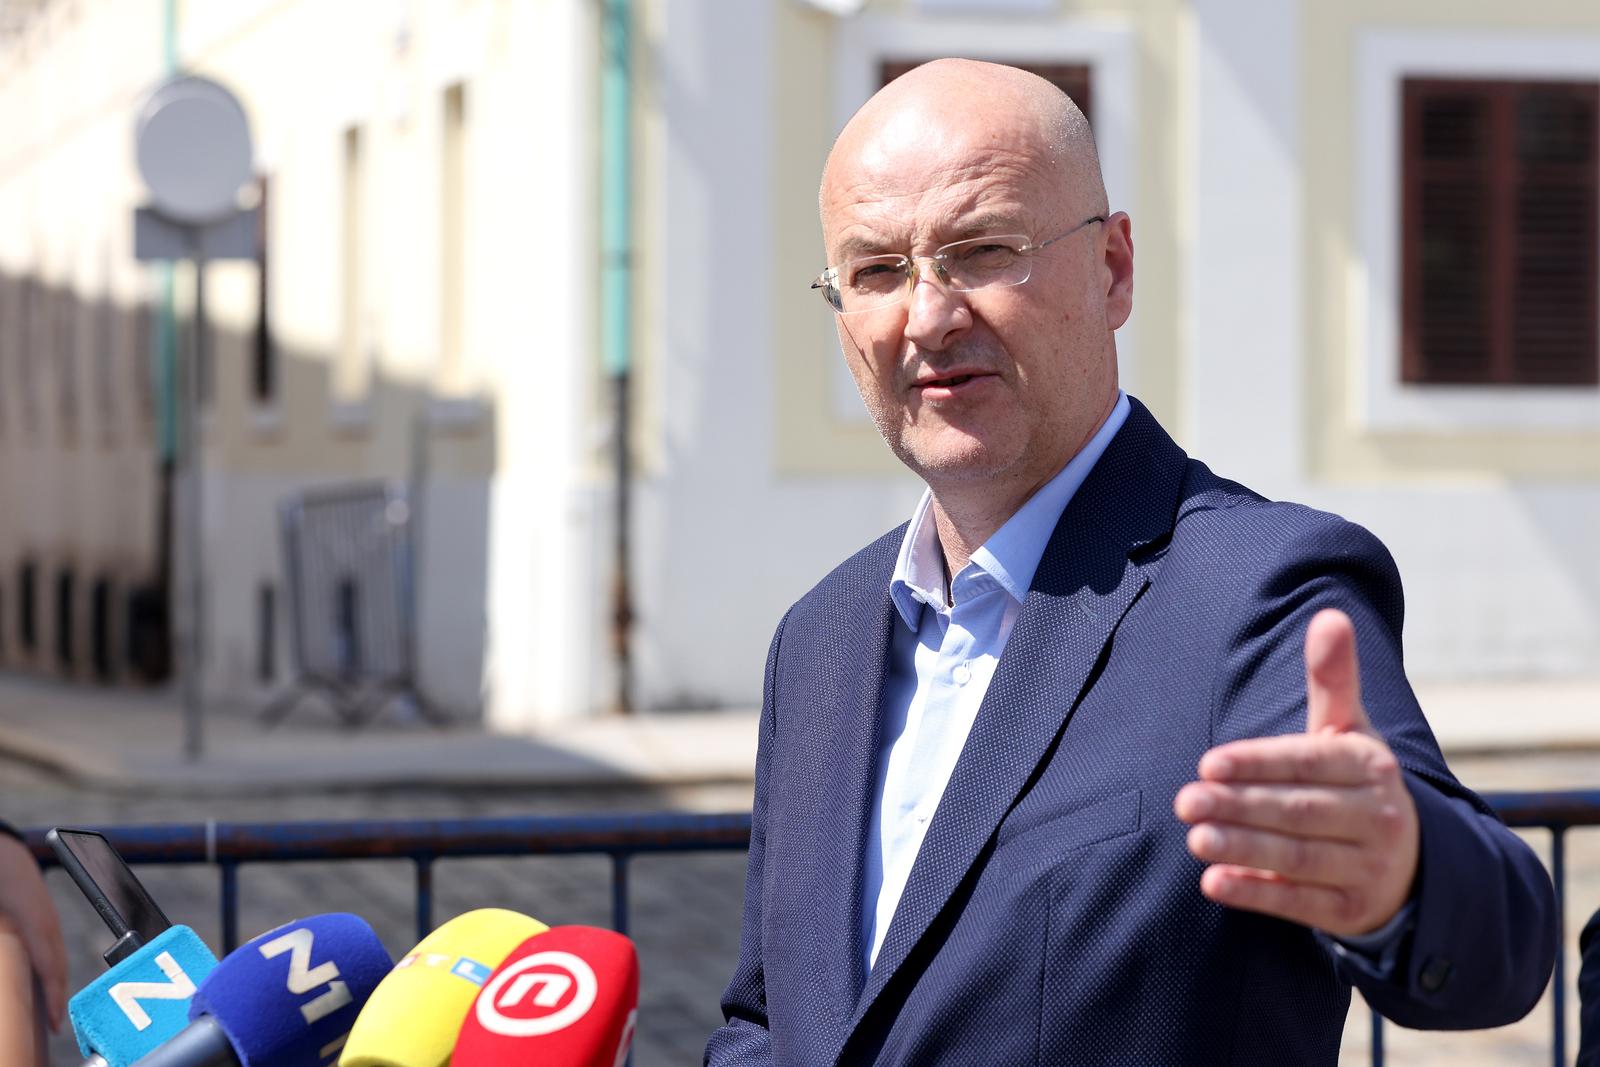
[808,536,902,1039]
[849,400,1186,1032]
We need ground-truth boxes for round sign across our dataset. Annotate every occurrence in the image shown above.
[135,75,254,224]
[474,951,599,1038]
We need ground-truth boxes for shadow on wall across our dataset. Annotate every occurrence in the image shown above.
[0,269,500,722]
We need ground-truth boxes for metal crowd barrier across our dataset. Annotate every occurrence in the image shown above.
[260,481,446,728]
[24,793,1600,1066]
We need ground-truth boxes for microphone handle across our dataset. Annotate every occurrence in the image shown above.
[128,1016,240,1067]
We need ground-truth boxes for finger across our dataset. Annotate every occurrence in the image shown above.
[1305,608,1369,735]
[1198,732,1385,786]
[1173,781,1377,843]
[1186,822,1368,887]
[1199,865,1369,935]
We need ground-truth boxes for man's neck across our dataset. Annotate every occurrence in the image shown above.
[925,394,1118,578]
[927,476,1046,578]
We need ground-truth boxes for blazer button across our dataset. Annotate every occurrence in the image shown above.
[1419,956,1453,993]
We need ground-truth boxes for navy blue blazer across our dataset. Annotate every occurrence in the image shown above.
[707,399,1556,1066]
[1580,908,1600,1067]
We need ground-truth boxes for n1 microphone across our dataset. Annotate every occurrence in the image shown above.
[69,925,218,1067]
[129,912,393,1067]
[338,908,548,1067]
[453,925,639,1067]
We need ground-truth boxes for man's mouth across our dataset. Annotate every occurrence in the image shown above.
[913,370,992,394]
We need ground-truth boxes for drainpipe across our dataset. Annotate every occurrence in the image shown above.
[158,0,178,466]
[601,0,634,714]
[152,0,179,677]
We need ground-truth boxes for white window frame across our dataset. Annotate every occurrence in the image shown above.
[827,14,1139,421]
[1354,29,1600,432]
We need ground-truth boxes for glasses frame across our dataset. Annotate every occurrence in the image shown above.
[811,215,1106,315]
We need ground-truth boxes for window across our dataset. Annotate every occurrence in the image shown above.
[0,273,11,438]
[253,176,276,405]
[1402,78,1599,386]
[55,284,79,436]
[18,277,40,434]
[94,292,116,434]
[133,298,157,433]
[336,125,371,405]
[440,84,468,393]
[54,566,74,671]
[257,581,276,684]
[17,560,37,654]
[90,575,114,681]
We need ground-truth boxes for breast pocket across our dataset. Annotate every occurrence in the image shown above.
[988,789,1143,882]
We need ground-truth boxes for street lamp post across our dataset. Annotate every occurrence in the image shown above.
[131,75,258,762]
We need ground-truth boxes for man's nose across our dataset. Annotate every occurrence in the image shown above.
[902,262,971,351]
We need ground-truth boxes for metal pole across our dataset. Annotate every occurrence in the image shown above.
[182,249,207,760]
[601,0,634,715]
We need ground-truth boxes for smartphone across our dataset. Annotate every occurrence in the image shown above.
[46,828,172,965]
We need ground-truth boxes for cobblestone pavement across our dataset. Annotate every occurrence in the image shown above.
[5,749,1595,1065]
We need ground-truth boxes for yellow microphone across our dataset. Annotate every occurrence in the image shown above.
[338,908,548,1067]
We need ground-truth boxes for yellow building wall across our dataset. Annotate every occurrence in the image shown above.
[1304,0,1600,483]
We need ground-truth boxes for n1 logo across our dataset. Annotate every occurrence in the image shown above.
[259,927,352,1024]
[110,952,197,1031]
[475,952,598,1037]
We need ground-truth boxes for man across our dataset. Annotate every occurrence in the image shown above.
[706,60,1555,1065]
[0,820,67,1067]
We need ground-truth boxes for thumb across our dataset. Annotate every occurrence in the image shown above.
[1305,608,1369,734]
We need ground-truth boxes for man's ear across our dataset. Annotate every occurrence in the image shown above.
[1102,211,1134,331]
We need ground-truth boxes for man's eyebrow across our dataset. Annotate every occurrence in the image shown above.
[831,234,899,261]
[945,212,1026,240]
[828,213,1028,262]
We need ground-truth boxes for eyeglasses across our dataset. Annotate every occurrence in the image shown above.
[810,215,1106,314]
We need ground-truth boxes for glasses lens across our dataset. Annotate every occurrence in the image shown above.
[835,255,909,312]
[938,236,1031,292]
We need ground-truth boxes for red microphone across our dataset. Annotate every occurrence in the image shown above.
[452,926,638,1066]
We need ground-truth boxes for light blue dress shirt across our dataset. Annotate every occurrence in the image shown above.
[859,389,1411,974]
[862,392,1132,971]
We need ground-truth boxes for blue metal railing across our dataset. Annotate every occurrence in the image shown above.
[24,792,1600,1065]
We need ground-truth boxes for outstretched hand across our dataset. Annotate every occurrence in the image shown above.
[1173,608,1420,937]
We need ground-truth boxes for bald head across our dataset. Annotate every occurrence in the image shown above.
[820,59,1105,241]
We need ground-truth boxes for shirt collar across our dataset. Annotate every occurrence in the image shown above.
[889,391,1132,631]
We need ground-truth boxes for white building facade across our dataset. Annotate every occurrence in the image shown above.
[0,0,1596,733]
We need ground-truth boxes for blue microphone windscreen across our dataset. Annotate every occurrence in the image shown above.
[190,913,393,1067]
[70,925,218,1067]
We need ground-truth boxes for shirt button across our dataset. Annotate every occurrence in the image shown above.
[952,662,972,686]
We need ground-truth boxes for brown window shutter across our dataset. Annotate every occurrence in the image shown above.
[1402,80,1496,384]
[880,60,1092,127]
[1402,77,1599,386]
[1511,83,1598,385]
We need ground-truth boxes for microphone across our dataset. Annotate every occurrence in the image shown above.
[338,908,548,1067]
[68,925,218,1067]
[128,912,393,1067]
[453,925,639,1067]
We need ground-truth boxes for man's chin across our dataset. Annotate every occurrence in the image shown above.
[892,439,1016,484]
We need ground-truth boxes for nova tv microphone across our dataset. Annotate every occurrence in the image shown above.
[129,912,393,1067]
[68,925,218,1067]
[454,925,639,1067]
[339,908,548,1067]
